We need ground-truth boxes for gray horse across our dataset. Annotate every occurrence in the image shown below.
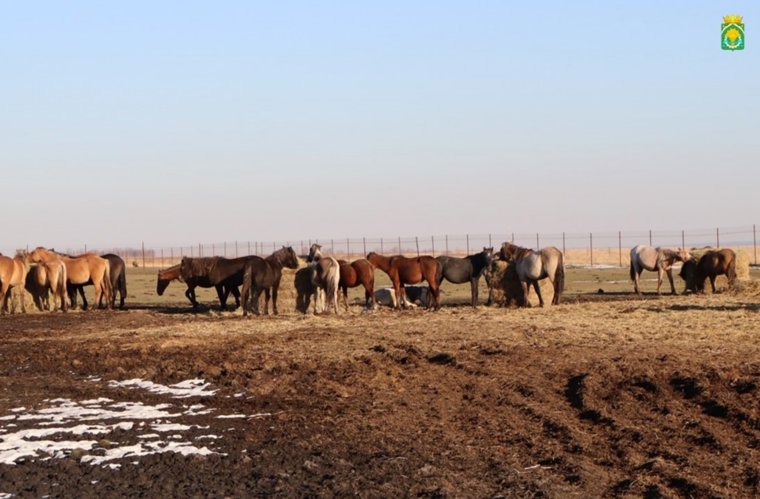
[307,244,340,314]
[499,242,565,306]
[436,248,494,307]
[630,245,690,295]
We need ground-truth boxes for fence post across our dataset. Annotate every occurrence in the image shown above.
[681,230,685,251]
[716,228,720,248]
[466,234,470,254]
[536,233,539,250]
[398,236,401,255]
[445,235,449,255]
[212,243,215,256]
[141,241,146,268]
[381,237,384,254]
[363,237,366,256]
[160,248,164,267]
[190,245,194,257]
[511,233,514,243]
[431,235,435,256]
[754,224,757,265]
[618,231,622,267]
[346,237,350,259]
[589,233,593,267]
[170,247,173,265]
[649,229,652,246]
[199,243,202,257]
[562,232,566,256]
[235,241,238,258]
[488,233,492,247]
[224,242,227,257]
[415,236,420,257]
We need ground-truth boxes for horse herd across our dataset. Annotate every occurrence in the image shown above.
[0,242,739,315]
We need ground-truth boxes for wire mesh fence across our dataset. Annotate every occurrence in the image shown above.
[14,224,755,269]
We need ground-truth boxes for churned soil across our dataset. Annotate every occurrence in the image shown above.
[1,291,758,498]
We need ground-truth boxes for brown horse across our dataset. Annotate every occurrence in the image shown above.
[366,252,441,310]
[0,252,31,314]
[338,259,375,310]
[29,248,112,310]
[240,247,300,316]
[25,260,68,312]
[696,249,736,293]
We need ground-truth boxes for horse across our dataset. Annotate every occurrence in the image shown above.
[0,251,31,314]
[179,256,253,310]
[28,247,112,310]
[294,266,317,314]
[436,247,494,307]
[337,258,375,310]
[24,257,68,312]
[26,264,50,311]
[499,242,565,306]
[629,245,690,295]
[695,249,736,293]
[306,244,341,314]
[240,246,300,316]
[366,252,441,310]
[69,254,128,310]
[157,264,233,309]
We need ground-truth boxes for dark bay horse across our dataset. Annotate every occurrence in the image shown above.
[693,249,736,293]
[180,256,254,310]
[157,264,231,309]
[338,258,375,310]
[69,254,128,310]
[366,252,441,310]
[499,242,564,306]
[436,247,494,307]
[240,246,300,316]
[294,267,316,314]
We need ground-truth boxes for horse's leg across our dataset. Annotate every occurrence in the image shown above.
[520,281,530,307]
[263,288,270,315]
[252,287,263,316]
[272,280,281,315]
[215,285,227,311]
[666,269,676,295]
[186,286,199,309]
[470,278,478,308]
[656,268,663,295]
[341,285,349,311]
[710,276,716,293]
[80,286,89,310]
[533,280,544,307]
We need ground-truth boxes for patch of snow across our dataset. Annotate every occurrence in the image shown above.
[108,378,216,398]
[216,414,246,419]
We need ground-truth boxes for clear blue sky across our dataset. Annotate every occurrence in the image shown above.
[1,1,757,249]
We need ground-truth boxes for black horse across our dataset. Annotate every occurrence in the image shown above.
[179,256,257,310]
[69,253,128,310]
[240,247,300,316]
[436,247,494,307]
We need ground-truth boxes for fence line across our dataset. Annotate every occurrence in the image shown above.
[10,224,759,269]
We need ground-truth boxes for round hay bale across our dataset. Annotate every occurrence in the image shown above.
[485,260,555,307]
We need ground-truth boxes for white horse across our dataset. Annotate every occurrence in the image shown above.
[630,245,691,295]
[307,244,340,315]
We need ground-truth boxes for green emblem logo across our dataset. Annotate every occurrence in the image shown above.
[722,15,744,50]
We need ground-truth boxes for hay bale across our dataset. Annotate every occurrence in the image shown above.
[485,260,557,307]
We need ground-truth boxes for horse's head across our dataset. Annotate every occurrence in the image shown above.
[284,246,300,269]
[28,247,49,264]
[157,275,170,296]
[307,244,322,263]
[676,248,691,263]
[499,242,518,261]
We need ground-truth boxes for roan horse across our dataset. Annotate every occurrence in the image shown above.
[29,248,112,310]
[680,249,736,294]
[157,264,234,309]
[436,247,494,307]
[629,245,690,295]
[337,258,375,310]
[0,251,31,314]
[240,246,300,316]
[306,244,341,314]
[69,254,128,310]
[366,252,441,310]
[499,242,565,306]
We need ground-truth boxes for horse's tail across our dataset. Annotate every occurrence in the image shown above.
[118,266,127,306]
[59,261,69,311]
[103,260,113,307]
[555,252,565,294]
[629,259,636,282]
[727,252,737,284]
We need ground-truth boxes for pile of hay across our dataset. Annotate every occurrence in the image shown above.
[484,260,555,307]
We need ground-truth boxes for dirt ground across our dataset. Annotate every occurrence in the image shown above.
[1,269,759,498]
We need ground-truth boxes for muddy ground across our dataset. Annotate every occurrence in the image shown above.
[1,281,759,497]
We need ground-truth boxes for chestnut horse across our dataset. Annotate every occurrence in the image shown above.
[338,259,375,310]
[0,252,31,314]
[29,248,111,310]
[366,252,441,310]
[25,260,68,312]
